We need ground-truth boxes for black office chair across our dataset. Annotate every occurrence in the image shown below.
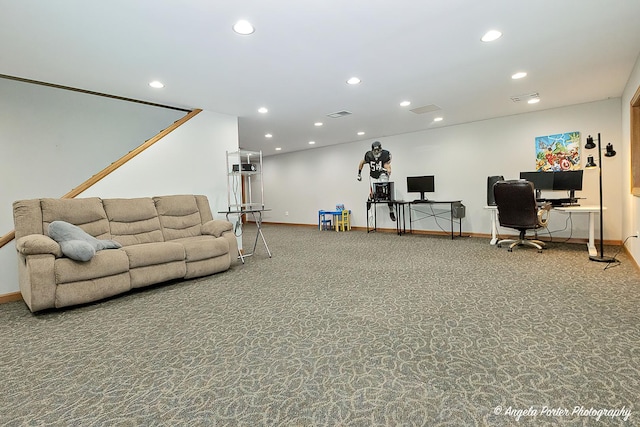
[493,179,551,252]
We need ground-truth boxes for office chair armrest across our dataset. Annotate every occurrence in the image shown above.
[537,203,551,227]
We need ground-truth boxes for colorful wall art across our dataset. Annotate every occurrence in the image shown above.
[535,131,581,171]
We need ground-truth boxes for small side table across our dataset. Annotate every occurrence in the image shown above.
[220,208,272,263]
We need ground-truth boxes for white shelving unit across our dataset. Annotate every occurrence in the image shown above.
[225,150,264,211]
[223,150,271,262]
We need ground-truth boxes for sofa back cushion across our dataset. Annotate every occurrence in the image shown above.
[13,199,45,239]
[103,198,164,246]
[154,195,203,241]
[40,198,111,239]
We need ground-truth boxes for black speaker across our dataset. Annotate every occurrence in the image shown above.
[487,175,504,206]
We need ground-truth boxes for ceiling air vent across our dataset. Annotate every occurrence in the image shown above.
[510,92,539,103]
[327,110,352,118]
[410,104,441,114]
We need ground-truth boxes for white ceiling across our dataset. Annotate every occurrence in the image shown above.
[2,0,640,156]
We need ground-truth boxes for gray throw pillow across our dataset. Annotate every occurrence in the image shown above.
[47,220,122,262]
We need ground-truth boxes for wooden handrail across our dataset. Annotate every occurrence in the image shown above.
[0,231,15,248]
[0,108,202,250]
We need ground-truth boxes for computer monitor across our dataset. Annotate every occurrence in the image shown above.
[552,170,583,191]
[406,175,435,200]
[553,170,583,200]
[520,170,584,201]
[519,171,554,190]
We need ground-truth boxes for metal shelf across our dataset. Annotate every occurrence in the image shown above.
[225,150,264,211]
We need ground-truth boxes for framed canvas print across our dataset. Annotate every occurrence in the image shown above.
[535,131,581,171]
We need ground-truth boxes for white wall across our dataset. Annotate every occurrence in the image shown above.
[621,53,640,261]
[82,110,237,216]
[261,99,623,244]
[0,78,238,296]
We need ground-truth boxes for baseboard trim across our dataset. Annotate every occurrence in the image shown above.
[0,292,22,304]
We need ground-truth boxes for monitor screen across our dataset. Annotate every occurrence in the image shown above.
[552,170,583,191]
[407,175,435,200]
[519,171,554,190]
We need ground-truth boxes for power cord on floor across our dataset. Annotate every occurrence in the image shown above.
[603,234,638,270]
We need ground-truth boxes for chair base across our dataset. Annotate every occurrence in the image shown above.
[497,238,546,253]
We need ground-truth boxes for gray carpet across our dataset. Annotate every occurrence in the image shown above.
[1,224,639,426]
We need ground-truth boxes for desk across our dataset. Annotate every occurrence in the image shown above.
[220,208,272,263]
[408,200,463,239]
[366,200,406,235]
[554,206,605,256]
[486,205,604,256]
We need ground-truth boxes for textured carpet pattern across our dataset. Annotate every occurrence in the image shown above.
[1,225,639,426]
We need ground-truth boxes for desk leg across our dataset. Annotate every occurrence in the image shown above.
[587,211,597,256]
[449,207,454,239]
[490,210,498,245]
[367,202,377,233]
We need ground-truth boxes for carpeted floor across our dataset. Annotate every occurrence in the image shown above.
[0,224,639,426]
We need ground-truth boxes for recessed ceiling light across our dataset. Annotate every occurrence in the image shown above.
[528,97,540,104]
[481,30,502,42]
[308,141,316,145]
[400,101,411,107]
[433,117,443,122]
[265,133,273,138]
[357,131,365,136]
[233,20,254,35]
[149,81,164,89]
[258,107,268,114]
[314,122,323,127]
[347,77,361,85]
[275,147,282,151]
[512,72,527,79]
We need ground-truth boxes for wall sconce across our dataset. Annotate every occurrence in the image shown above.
[583,133,617,263]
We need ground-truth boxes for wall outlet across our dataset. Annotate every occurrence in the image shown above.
[285,211,289,216]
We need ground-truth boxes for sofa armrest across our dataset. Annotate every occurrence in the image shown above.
[15,234,63,257]
[201,220,234,238]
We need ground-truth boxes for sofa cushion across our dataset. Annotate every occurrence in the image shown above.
[201,220,233,237]
[13,199,46,239]
[103,198,164,246]
[122,242,185,268]
[154,195,203,240]
[41,198,111,240]
[172,235,229,262]
[54,249,129,284]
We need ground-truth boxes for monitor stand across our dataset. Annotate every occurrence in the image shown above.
[414,192,428,203]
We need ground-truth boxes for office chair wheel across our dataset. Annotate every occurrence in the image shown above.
[497,244,502,248]
[508,248,513,252]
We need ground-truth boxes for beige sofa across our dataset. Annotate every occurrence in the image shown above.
[13,194,238,312]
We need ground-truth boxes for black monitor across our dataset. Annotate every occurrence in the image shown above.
[552,170,583,191]
[520,170,584,201]
[519,171,554,190]
[553,170,583,200]
[407,175,435,200]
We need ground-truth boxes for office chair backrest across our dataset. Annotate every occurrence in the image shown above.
[493,179,539,229]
